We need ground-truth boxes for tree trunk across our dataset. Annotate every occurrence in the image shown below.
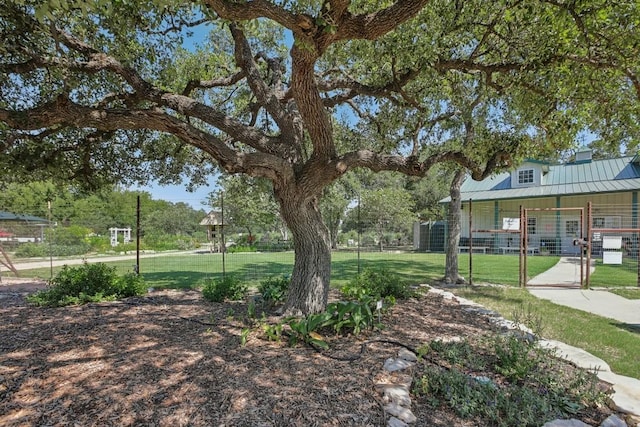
[245,227,254,245]
[328,212,339,250]
[444,169,467,284]
[277,190,331,315]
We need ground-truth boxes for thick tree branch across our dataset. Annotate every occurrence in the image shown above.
[203,0,308,33]
[336,0,430,41]
[0,94,291,181]
[333,149,511,180]
[228,24,294,138]
[182,71,246,96]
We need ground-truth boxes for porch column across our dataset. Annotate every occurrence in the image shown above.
[494,201,499,253]
[633,191,638,229]
[555,196,561,255]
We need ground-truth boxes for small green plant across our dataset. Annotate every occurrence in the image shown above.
[286,313,333,349]
[201,275,247,303]
[341,268,414,301]
[240,328,250,347]
[511,303,545,337]
[247,300,257,319]
[428,339,479,369]
[262,323,283,342]
[325,298,378,335]
[493,333,538,382]
[258,275,290,305]
[275,297,382,350]
[27,263,146,307]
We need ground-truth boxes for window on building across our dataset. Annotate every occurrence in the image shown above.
[566,220,580,237]
[518,169,534,184]
[527,217,537,235]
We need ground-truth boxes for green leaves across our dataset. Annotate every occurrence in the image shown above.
[26,262,146,307]
[201,275,248,303]
[279,297,382,349]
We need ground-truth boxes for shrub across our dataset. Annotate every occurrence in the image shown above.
[142,232,197,251]
[341,268,414,301]
[493,333,538,382]
[14,243,46,258]
[114,273,147,297]
[201,275,247,302]
[325,298,378,335]
[15,242,90,258]
[49,244,91,256]
[27,263,146,307]
[227,244,257,253]
[258,275,290,304]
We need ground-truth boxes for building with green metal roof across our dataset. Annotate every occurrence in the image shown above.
[0,211,49,245]
[440,151,640,256]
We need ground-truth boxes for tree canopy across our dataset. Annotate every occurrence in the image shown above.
[2,0,639,313]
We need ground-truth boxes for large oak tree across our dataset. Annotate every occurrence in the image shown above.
[2,0,638,314]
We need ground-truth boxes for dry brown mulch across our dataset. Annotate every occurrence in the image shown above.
[0,281,613,427]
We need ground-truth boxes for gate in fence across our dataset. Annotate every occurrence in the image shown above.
[467,201,639,288]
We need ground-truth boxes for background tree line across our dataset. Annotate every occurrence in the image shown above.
[0,167,451,257]
[0,182,206,255]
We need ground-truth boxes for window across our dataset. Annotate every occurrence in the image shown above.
[527,217,537,235]
[518,169,534,184]
[566,220,580,237]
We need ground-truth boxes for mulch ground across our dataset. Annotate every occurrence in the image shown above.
[0,279,615,427]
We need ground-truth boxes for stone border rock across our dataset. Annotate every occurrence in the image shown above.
[375,348,418,426]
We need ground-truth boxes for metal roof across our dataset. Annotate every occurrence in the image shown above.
[0,211,49,223]
[443,156,640,202]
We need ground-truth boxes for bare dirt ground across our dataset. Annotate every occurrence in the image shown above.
[0,279,615,427]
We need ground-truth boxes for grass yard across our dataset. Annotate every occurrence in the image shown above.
[608,287,640,299]
[13,251,561,289]
[449,286,640,379]
[589,258,640,288]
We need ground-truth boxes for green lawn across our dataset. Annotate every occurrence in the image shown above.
[589,258,640,288]
[449,286,640,379]
[14,251,561,289]
[14,251,640,289]
[609,288,640,299]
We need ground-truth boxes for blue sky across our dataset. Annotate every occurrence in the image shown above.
[129,178,217,210]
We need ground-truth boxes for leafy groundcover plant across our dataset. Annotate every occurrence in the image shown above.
[27,263,146,307]
[201,275,248,303]
[414,335,609,427]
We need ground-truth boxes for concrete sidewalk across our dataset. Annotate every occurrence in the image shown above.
[527,256,639,325]
[527,256,594,287]
[528,288,640,325]
[526,257,640,418]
